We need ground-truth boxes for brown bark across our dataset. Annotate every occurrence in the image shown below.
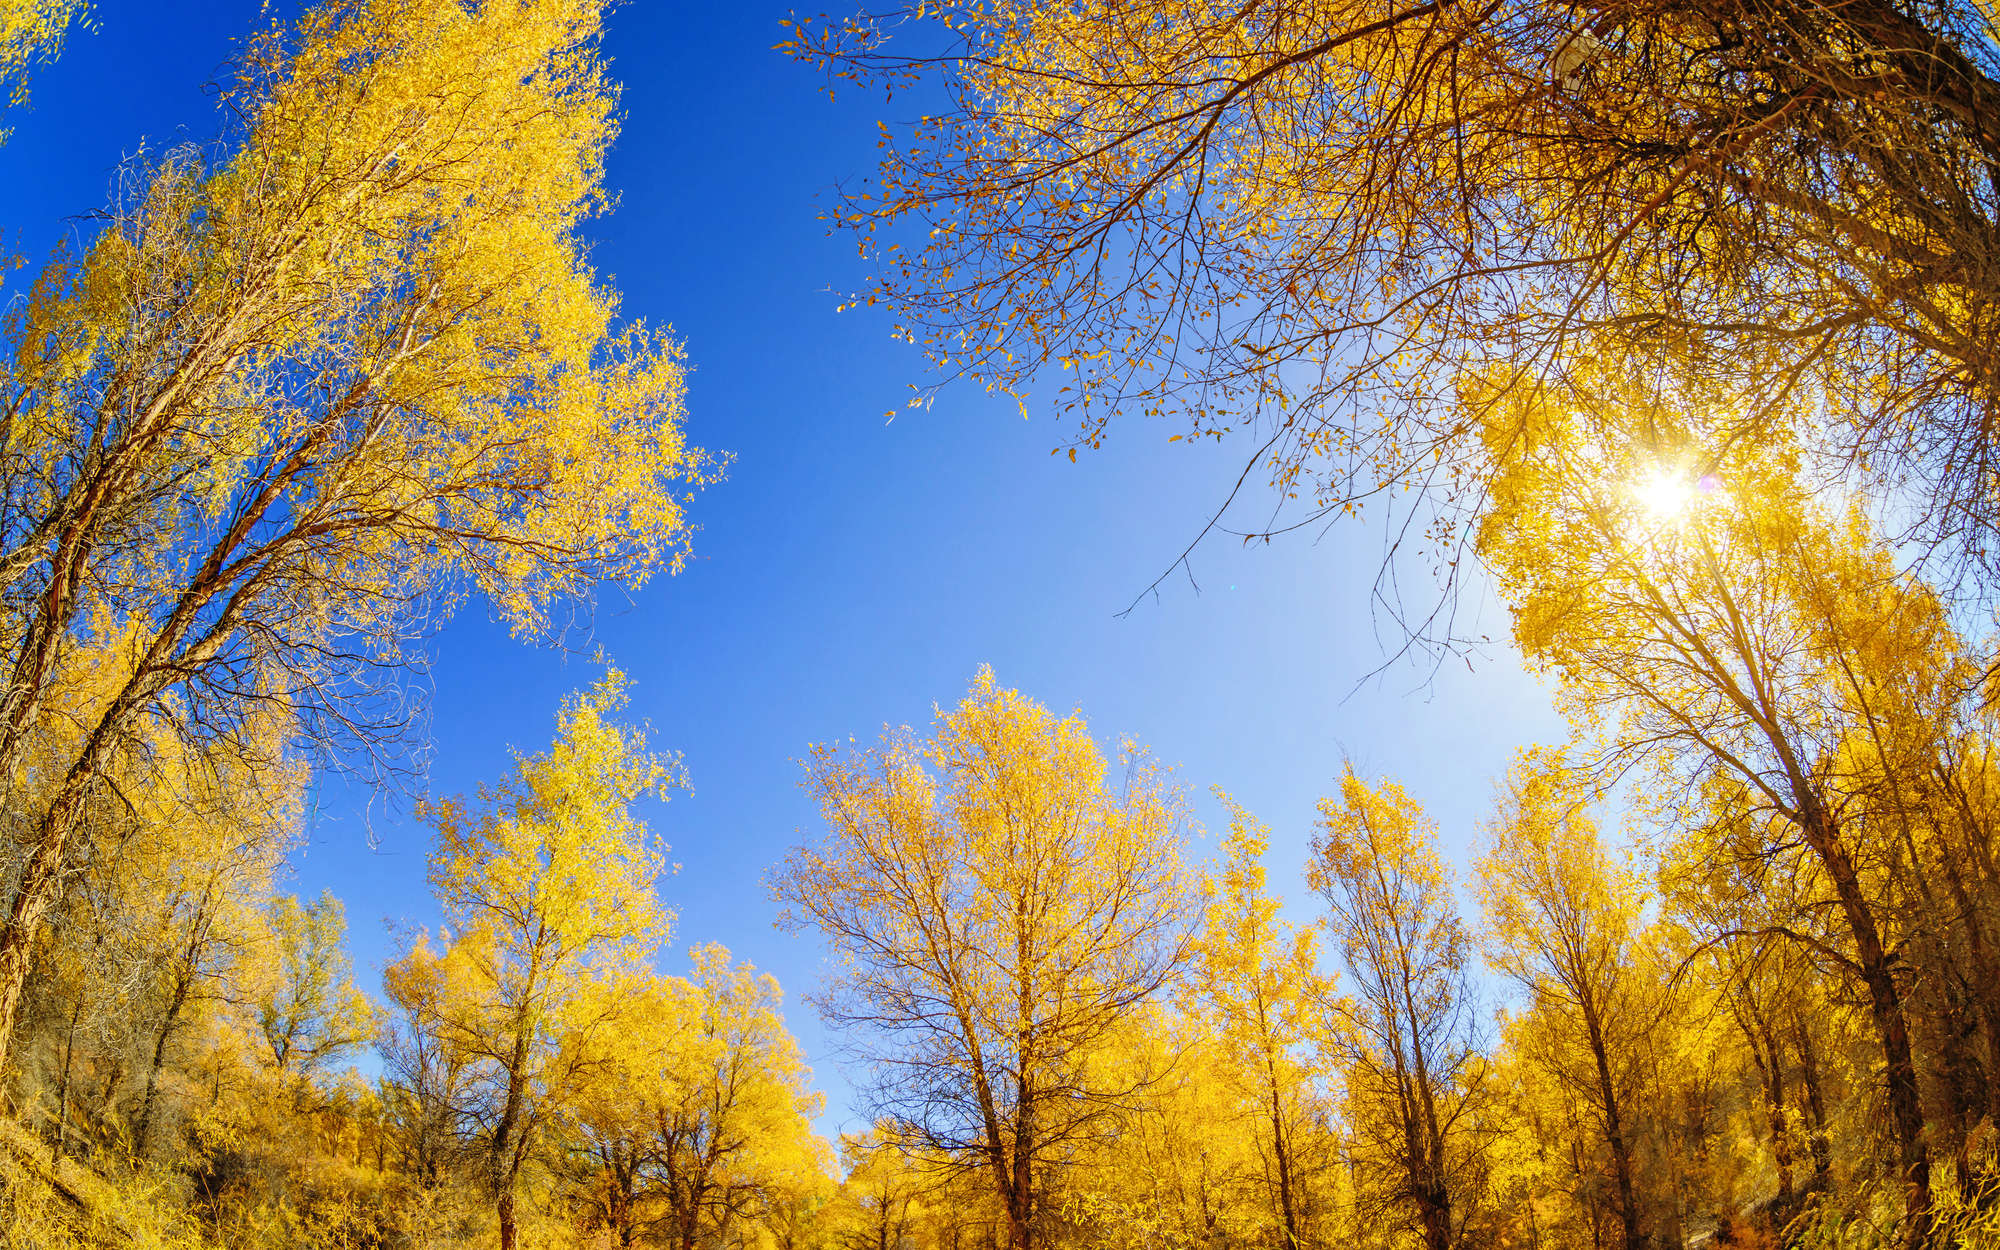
[497,1186,517,1250]
[491,1021,531,1250]
[1932,829,2000,1128]
[1793,1014,1831,1186]
[1802,808,1931,1246]
[1266,1055,1301,1249]
[0,787,85,1066]
[1745,1009,1794,1205]
[134,1006,178,1159]
[1583,1002,1643,1250]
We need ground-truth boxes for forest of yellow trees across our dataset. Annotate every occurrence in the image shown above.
[0,0,1997,1247]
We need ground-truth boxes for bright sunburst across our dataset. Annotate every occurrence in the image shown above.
[1633,468,1696,523]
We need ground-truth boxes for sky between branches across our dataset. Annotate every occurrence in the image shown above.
[0,0,1569,1140]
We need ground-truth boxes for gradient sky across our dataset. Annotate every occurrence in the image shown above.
[0,1,1568,1139]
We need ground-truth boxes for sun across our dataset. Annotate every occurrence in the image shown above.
[1632,468,1696,523]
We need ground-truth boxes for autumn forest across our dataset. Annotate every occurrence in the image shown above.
[0,0,1996,1249]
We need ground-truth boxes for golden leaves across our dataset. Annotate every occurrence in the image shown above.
[425,669,678,974]
[0,0,77,116]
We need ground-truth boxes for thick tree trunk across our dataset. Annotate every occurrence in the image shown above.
[497,1186,517,1250]
[491,1035,529,1250]
[1006,1103,1034,1250]
[0,795,82,1068]
[1419,1184,1453,1250]
[0,662,186,1069]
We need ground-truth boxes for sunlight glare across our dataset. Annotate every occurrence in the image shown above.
[1633,469,1695,523]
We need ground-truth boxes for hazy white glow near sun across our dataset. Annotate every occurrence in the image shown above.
[1634,469,1696,522]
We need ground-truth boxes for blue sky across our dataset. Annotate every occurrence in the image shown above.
[0,1,1566,1138]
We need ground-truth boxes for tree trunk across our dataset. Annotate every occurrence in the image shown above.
[491,1069,525,1250]
[1006,1103,1034,1250]
[1584,1005,1643,1250]
[1756,1021,1795,1205]
[0,791,83,1068]
[497,1185,517,1250]
[608,1145,637,1247]
[1931,845,2000,1129]
[53,996,80,1160]
[135,976,191,1158]
[0,669,182,1069]
[1409,1050,1453,1250]
[1793,1014,1832,1186]
[1804,810,1930,1247]
[1266,1058,1301,1249]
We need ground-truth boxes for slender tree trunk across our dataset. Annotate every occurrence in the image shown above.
[1006,894,1035,1250]
[94,1054,126,1132]
[1793,1014,1832,1186]
[53,996,80,1160]
[1584,1007,1643,1250]
[1803,809,1931,1246]
[1266,1057,1301,1249]
[1753,1021,1795,1205]
[135,972,193,1158]
[1410,1053,1453,1250]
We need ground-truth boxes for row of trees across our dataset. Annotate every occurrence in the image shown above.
[2,0,1998,1248]
[778,598,2000,1250]
[771,2,2000,1245]
[26,617,1993,1250]
[2,672,837,1250]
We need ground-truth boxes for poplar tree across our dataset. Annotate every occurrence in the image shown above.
[0,0,711,1067]
[774,668,1196,1250]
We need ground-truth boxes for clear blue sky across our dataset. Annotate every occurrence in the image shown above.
[0,1,1566,1139]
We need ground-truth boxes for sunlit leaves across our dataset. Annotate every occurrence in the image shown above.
[774,665,1196,1250]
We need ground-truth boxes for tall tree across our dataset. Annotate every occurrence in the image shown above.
[389,672,678,1250]
[773,667,1196,1250]
[247,891,377,1099]
[1185,794,1328,1250]
[1310,767,1487,1250]
[381,941,478,1191]
[1474,388,1949,1242]
[567,946,827,1250]
[1477,751,1652,1250]
[0,0,711,1067]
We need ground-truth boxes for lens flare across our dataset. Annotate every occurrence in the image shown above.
[1634,469,1695,522]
